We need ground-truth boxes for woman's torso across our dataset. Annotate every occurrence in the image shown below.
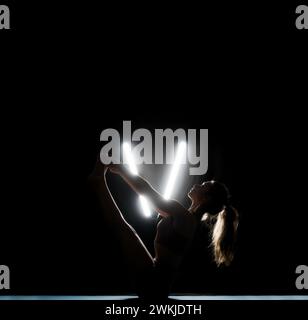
[154,212,197,270]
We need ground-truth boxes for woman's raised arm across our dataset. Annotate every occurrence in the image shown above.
[108,164,186,218]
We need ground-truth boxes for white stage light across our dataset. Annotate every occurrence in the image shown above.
[123,141,187,217]
[164,141,187,200]
[123,143,152,218]
[123,142,138,175]
[139,195,152,218]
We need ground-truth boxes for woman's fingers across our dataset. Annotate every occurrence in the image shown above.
[107,164,122,174]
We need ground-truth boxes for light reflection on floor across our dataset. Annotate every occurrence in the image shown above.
[1,295,308,301]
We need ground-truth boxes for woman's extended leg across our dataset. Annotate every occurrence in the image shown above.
[88,163,154,282]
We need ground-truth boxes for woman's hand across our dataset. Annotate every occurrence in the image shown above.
[107,164,125,175]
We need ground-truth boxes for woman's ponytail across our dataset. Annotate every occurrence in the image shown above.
[211,205,239,267]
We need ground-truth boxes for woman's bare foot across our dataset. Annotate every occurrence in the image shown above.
[88,154,108,180]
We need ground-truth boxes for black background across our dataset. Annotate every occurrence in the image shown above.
[1,0,307,317]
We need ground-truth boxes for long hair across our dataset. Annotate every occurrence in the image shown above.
[211,205,239,266]
[200,182,239,267]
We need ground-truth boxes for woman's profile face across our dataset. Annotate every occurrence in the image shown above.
[188,181,212,204]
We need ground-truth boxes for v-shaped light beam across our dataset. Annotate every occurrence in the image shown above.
[123,141,187,217]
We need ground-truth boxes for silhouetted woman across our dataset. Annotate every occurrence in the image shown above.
[89,159,239,300]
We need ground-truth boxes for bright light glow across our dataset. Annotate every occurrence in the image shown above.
[122,143,152,218]
[139,195,152,218]
[123,142,138,175]
[164,141,187,200]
